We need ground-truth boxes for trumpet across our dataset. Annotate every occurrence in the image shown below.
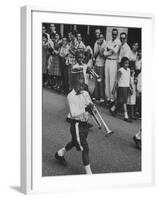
[87,104,113,136]
[87,67,102,82]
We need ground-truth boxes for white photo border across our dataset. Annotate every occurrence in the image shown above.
[21,6,155,194]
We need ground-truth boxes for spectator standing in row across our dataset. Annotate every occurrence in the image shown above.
[104,28,121,106]
[83,35,93,69]
[59,37,69,94]
[49,23,57,41]
[111,57,132,122]
[135,49,142,77]
[77,33,86,52]
[48,33,62,90]
[129,42,139,73]
[119,32,131,62]
[136,71,141,118]
[130,42,139,62]
[66,31,79,91]
[42,25,50,40]
[42,34,50,86]
[94,33,106,103]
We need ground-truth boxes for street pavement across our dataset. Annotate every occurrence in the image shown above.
[42,89,141,176]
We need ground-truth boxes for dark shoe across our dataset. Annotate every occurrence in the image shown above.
[124,118,132,123]
[133,136,141,150]
[106,100,110,108]
[66,117,71,123]
[109,109,116,117]
[55,152,67,166]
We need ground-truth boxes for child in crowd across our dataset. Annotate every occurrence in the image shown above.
[110,57,132,122]
[127,65,136,120]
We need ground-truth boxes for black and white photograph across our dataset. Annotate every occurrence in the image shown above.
[42,22,142,176]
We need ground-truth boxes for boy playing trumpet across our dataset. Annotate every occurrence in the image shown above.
[55,67,95,174]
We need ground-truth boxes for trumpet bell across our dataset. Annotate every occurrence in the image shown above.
[91,105,113,135]
[97,77,102,82]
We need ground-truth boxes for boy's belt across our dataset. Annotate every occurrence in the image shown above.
[107,58,118,60]
[70,119,88,126]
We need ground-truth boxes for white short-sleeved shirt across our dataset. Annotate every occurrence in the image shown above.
[104,38,121,60]
[67,89,92,121]
[118,67,130,87]
[119,43,131,62]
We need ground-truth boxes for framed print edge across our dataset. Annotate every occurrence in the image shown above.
[21,5,155,194]
[21,6,32,194]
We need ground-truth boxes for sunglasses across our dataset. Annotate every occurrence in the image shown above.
[120,37,126,40]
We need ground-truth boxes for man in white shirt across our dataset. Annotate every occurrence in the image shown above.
[104,28,121,105]
[94,33,107,102]
[55,68,94,174]
[119,32,131,62]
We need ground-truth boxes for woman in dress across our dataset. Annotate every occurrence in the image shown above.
[42,33,54,87]
[48,33,62,90]
[59,37,69,94]
[129,42,139,70]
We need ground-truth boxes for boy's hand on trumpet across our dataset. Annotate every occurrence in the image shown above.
[85,103,95,115]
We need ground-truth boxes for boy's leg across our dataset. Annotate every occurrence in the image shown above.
[57,140,75,156]
[55,141,75,166]
[82,149,92,174]
[79,125,92,174]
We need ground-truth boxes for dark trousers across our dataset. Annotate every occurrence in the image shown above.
[65,121,89,166]
[60,58,69,94]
